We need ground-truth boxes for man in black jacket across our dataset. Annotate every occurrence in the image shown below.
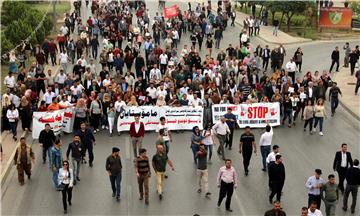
[343,159,360,213]
[66,135,83,184]
[262,45,270,71]
[75,122,96,167]
[264,200,287,216]
[329,46,340,73]
[106,147,122,201]
[38,123,56,164]
[333,143,353,193]
[268,154,286,204]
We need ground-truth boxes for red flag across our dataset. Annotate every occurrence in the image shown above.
[164,5,178,19]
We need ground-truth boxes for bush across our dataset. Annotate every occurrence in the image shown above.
[291,16,307,26]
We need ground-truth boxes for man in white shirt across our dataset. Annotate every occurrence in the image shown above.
[59,50,69,72]
[189,93,203,107]
[70,81,85,97]
[43,87,56,106]
[55,69,67,89]
[159,53,168,74]
[308,201,323,216]
[156,85,167,99]
[156,117,172,155]
[213,116,230,161]
[217,159,238,212]
[146,83,157,104]
[286,58,297,84]
[259,124,274,171]
[102,74,111,87]
[305,169,325,209]
[4,72,16,89]
[149,64,162,83]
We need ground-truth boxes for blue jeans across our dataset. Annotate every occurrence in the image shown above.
[260,146,271,170]
[9,121,17,137]
[53,169,59,188]
[109,173,122,197]
[164,140,170,155]
[205,145,213,160]
[330,98,338,114]
[314,117,324,132]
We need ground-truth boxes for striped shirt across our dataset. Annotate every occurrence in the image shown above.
[136,156,150,175]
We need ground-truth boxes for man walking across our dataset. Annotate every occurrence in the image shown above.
[156,117,172,155]
[213,116,230,161]
[50,139,62,189]
[217,159,238,212]
[329,46,340,73]
[66,135,83,184]
[14,137,35,185]
[268,155,286,203]
[196,144,211,198]
[38,123,56,164]
[75,122,96,167]
[305,169,325,209]
[239,126,256,176]
[260,124,273,171]
[135,148,151,205]
[129,114,145,158]
[342,159,360,214]
[321,174,339,216]
[264,201,287,216]
[152,144,175,200]
[308,201,323,216]
[328,82,342,116]
[106,147,122,201]
[333,143,353,193]
[224,108,236,150]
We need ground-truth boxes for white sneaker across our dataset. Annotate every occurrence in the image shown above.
[312,128,316,133]
[102,125,105,129]
[105,126,109,129]
[319,132,324,136]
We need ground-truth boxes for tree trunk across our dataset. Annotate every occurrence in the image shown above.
[271,11,276,23]
[287,13,294,32]
[279,12,285,28]
[259,5,264,18]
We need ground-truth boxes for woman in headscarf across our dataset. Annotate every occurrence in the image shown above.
[127,95,138,106]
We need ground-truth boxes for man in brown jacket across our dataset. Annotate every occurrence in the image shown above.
[14,137,35,185]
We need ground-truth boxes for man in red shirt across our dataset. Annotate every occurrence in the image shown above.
[129,114,145,159]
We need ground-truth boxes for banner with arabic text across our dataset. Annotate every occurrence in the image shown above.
[32,107,75,139]
[212,103,280,128]
[117,106,203,131]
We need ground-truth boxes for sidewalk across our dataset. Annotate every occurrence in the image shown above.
[212,5,312,45]
[331,67,360,120]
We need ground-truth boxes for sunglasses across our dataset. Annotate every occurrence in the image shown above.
[63,164,69,166]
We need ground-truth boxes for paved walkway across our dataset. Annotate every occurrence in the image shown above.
[212,4,312,45]
[331,67,360,120]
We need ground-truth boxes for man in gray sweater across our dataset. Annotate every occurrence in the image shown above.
[321,174,339,216]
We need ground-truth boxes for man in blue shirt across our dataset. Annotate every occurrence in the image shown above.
[224,108,236,150]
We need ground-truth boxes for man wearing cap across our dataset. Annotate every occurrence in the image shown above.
[305,169,326,209]
[106,147,122,201]
[129,114,145,158]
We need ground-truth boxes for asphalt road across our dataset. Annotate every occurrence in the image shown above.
[1,1,360,216]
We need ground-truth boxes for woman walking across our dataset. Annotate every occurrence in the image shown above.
[6,104,19,141]
[293,47,303,73]
[19,96,32,132]
[74,99,87,131]
[206,36,213,57]
[58,160,74,214]
[303,100,314,134]
[202,124,215,162]
[107,103,115,137]
[282,95,293,128]
[191,126,203,164]
[90,95,102,133]
[313,99,327,136]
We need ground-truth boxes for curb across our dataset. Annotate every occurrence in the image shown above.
[215,8,313,45]
[1,131,27,186]
[331,68,360,122]
[0,60,62,187]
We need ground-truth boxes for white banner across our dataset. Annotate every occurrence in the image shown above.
[32,107,75,139]
[117,106,203,131]
[212,103,281,128]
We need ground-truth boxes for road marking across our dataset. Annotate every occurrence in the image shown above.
[233,190,246,215]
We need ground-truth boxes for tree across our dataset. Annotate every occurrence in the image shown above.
[1,1,53,54]
[277,1,308,32]
[351,1,360,19]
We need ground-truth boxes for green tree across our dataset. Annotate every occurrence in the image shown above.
[351,1,360,19]
[0,31,14,56]
[277,1,308,32]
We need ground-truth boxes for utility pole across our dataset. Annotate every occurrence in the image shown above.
[52,0,56,31]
